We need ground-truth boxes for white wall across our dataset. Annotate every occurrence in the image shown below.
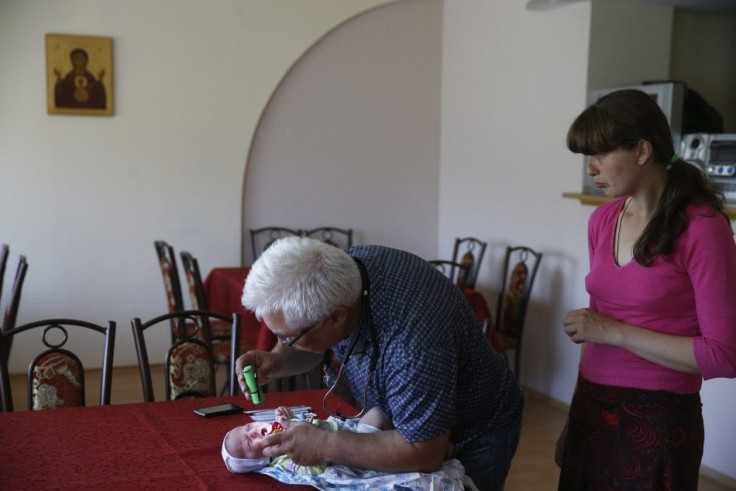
[441,0,592,404]
[671,9,736,132]
[441,0,735,481]
[243,0,442,261]
[588,1,673,90]
[0,0,393,370]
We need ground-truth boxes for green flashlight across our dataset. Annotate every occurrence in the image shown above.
[243,365,264,405]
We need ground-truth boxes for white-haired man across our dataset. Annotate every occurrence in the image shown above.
[236,237,523,491]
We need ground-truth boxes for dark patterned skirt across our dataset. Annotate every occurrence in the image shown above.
[558,374,703,491]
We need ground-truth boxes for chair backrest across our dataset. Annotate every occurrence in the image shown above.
[131,310,242,401]
[179,251,208,311]
[154,241,184,342]
[0,243,8,305]
[428,259,471,291]
[2,256,28,357]
[304,227,353,249]
[493,246,542,377]
[249,227,302,263]
[0,318,116,411]
[452,237,487,289]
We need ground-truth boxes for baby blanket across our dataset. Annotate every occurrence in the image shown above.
[255,417,477,490]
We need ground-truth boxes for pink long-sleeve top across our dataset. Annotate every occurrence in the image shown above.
[581,197,736,393]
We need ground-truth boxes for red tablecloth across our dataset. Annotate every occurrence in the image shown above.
[204,267,276,351]
[0,390,356,490]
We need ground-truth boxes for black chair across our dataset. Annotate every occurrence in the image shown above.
[249,227,302,263]
[2,255,28,358]
[0,318,116,411]
[131,310,241,401]
[489,246,542,379]
[304,227,353,249]
[451,237,488,289]
[0,243,8,305]
[153,240,185,343]
[428,259,471,291]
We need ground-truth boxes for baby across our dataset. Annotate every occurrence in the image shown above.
[222,406,392,474]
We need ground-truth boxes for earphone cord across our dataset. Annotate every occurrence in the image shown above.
[322,363,373,420]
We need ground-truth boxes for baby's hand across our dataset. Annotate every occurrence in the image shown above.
[275,406,295,424]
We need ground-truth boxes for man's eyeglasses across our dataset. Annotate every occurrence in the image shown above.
[276,321,319,347]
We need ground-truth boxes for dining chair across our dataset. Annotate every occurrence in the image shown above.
[1,255,28,358]
[428,259,471,291]
[489,245,542,379]
[451,237,488,289]
[0,318,116,411]
[249,227,302,263]
[153,240,185,343]
[180,251,254,394]
[304,227,353,249]
[131,310,242,401]
[0,243,8,305]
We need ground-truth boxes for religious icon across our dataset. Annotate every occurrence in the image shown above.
[46,34,113,116]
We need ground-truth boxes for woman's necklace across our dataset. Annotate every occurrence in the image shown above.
[615,197,631,263]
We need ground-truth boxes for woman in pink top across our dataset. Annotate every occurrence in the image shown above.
[556,89,736,490]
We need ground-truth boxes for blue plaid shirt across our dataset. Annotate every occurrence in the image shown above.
[332,245,523,451]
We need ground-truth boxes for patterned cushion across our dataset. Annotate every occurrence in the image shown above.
[31,351,83,410]
[160,257,178,312]
[168,342,215,399]
[457,251,474,288]
[499,262,528,339]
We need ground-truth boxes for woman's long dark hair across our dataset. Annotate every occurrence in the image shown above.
[567,89,729,266]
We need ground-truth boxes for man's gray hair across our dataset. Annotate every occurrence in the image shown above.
[242,237,362,330]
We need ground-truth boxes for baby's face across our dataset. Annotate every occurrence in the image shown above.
[225,422,273,459]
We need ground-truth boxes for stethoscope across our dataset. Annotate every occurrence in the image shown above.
[321,258,379,420]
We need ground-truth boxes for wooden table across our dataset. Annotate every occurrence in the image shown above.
[0,390,355,490]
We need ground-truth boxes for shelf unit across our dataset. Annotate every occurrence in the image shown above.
[562,192,736,220]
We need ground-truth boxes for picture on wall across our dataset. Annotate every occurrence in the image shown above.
[45,33,113,116]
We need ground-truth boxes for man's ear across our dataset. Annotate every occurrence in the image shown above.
[329,306,348,325]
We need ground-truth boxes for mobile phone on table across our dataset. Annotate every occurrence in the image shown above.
[193,403,243,418]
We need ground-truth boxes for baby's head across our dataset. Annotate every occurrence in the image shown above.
[221,421,273,473]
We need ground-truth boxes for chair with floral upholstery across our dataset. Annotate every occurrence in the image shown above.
[450,237,487,289]
[428,259,471,291]
[180,251,253,395]
[489,245,542,380]
[154,240,186,343]
[304,227,353,249]
[0,318,116,411]
[249,227,302,263]
[131,310,242,401]
[1,255,28,359]
[0,243,8,305]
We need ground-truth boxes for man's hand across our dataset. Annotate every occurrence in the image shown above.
[261,422,329,466]
[235,350,278,398]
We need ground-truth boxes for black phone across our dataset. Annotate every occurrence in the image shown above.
[193,403,243,418]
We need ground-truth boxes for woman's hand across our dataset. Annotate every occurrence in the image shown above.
[562,308,618,345]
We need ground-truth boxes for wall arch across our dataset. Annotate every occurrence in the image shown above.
[241,0,443,264]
